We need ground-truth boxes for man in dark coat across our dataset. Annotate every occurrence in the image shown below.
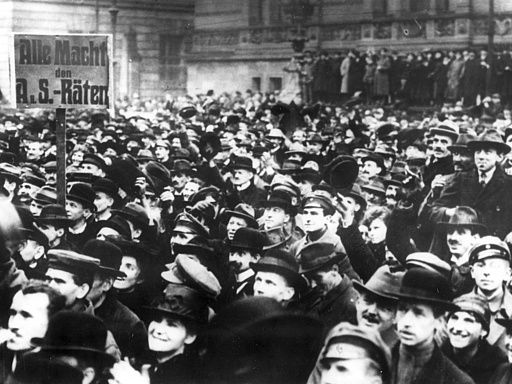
[430,129,512,240]
[390,267,475,384]
[462,50,480,106]
[225,155,267,210]
[299,242,358,330]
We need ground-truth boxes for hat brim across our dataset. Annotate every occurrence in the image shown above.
[36,217,73,227]
[388,291,458,312]
[352,281,399,301]
[467,141,511,154]
[299,254,342,275]
[437,222,487,231]
[251,263,307,292]
[38,346,116,367]
[428,128,459,140]
[223,211,258,229]
[99,266,126,278]
[144,305,204,325]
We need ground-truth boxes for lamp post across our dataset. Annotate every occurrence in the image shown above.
[109,0,119,59]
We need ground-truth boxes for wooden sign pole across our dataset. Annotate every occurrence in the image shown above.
[55,108,66,206]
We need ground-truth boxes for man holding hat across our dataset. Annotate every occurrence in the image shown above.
[353,265,405,348]
[308,322,392,384]
[389,267,474,384]
[252,249,306,307]
[442,292,507,384]
[431,129,512,239]
[467,236,512,351]
[299,242,359,329]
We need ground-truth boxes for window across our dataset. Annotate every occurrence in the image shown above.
[410,0,430,12]
[252,77,262,91]
[269,77,282,92]
[373,0,387,15]
[159,34,183,80]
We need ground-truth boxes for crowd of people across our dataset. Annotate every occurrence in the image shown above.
[280,47,512,109]
[2,85,512,384]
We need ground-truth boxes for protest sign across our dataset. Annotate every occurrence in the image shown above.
[10,34,113,110]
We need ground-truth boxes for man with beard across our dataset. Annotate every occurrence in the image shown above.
[299,242,358,329]
[353,265,405,348]
[431,129,512,239]
[24,140,46,165]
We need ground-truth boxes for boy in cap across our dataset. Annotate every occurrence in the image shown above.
[66,182,97,250]
[442,292,506,384]
[308,322,391,384]
[390,267,474,384]
[468,236,512,351]
[252,249,305,307]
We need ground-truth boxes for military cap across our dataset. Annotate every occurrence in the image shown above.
[301,192,335,215]
[173,212,209,239]
[261,190,293,213]
[189,185,221,206]
[93,215,132,239]
[270,175,301,202]
[21,174,46,188]
[81,153,107,171]
[162,254,221,299]
[155,139,171,150]
[299,242,340,274]
[405,252,451,278]
[82,239,125,278]
[450,292,491,332]
[468,236,511,265]
[47,249,100,277]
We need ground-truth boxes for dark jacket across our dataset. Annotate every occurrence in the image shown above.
[441,339,507,384]
[490,362,512,384]
[431,166,512,239]
[391,343,475,384]
[94,294,149,359]
[147,350,201,384]
[306,274,358,331]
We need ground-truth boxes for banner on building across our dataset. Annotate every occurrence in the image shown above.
[10,34,114,109]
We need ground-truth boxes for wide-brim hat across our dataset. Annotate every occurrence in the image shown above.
[299,242,341,274]
[36,204,73,227]
[437,206,487,232]
[348,183,367,210]
[447,133,477,153]
[67,182,96,211]
[353,265,404,301]
[228,155,256,173]
[82,239,126,278]
[322,155,359,190]
[383,268,457,311]
[230,227,265,252]
[260,190,292,212]
[261,226,293,251]
[223,204,258,229]
[9,352,84,384]
[429,120,460,141]
[467,128,511,154]
[251,252,307,292]
[361,178,386,196]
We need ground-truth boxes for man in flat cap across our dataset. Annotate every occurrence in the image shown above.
[442,292,506,384]
[308,322,392,384]
[299,242,358,329]
[467,236,512,351]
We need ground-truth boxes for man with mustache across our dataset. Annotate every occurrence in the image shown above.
[431,129,512,240]
[226,155,267,209]
[353,265,404,348]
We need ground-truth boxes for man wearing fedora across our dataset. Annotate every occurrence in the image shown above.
[226,155,267,209]
[467,236,512,352]
[299,242,359,329]
[431,129,512,240]
[442,292,507,384]
[389,267,474,384]
[66,182,97,250]
[252,249,306,307]
[82,239,148,360]
[353,264,405,348]
[223,203,258,242]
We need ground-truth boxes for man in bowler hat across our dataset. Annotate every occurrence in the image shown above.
[225,155,267,209]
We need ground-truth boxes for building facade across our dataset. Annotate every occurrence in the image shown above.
[187,0,512,95]
[0,0,193,103]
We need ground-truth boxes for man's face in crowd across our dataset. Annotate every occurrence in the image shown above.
[26,142,45,161]
[37,223,63,245]
[474,148,502,173]
[231,168,253,186]
[471,257,511,295]
[30,200,44,217]
[297,180,314,196]
[447,311,486,350]
[307,142,323,154]
[446,228,479,259]
[18,183,39,202]
[170,231,195,250]
[7,291,50,351]
[148,316,195,355]
[292,130,306,143]
[431,134,454,159]
[80,162,103,176]
[506,332,512,363]
[114,256,142,292]
[364,191,384,207]
[46,268,87,307]
[254,271,294,304]
[451,150,474,172]
[86,273,111,305]
[263,206,289,230]
[172,172,189,191]
[181,181,200,201]
[319,343,383,384]
[269,137,283,149]
[155,146,170,162]
[306,266,338,297]
[367,218,387,244]
[229,248,258,274]
[96,227,122,240]
[362,160,382,179]
[302,207,328,233]
[396,301,438,347]
[66,200,88,222]
[171,138,182,149]
[19,239,44,264]
[94,192,113,214]
[226,216,249,241]
[356,291,397,333]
